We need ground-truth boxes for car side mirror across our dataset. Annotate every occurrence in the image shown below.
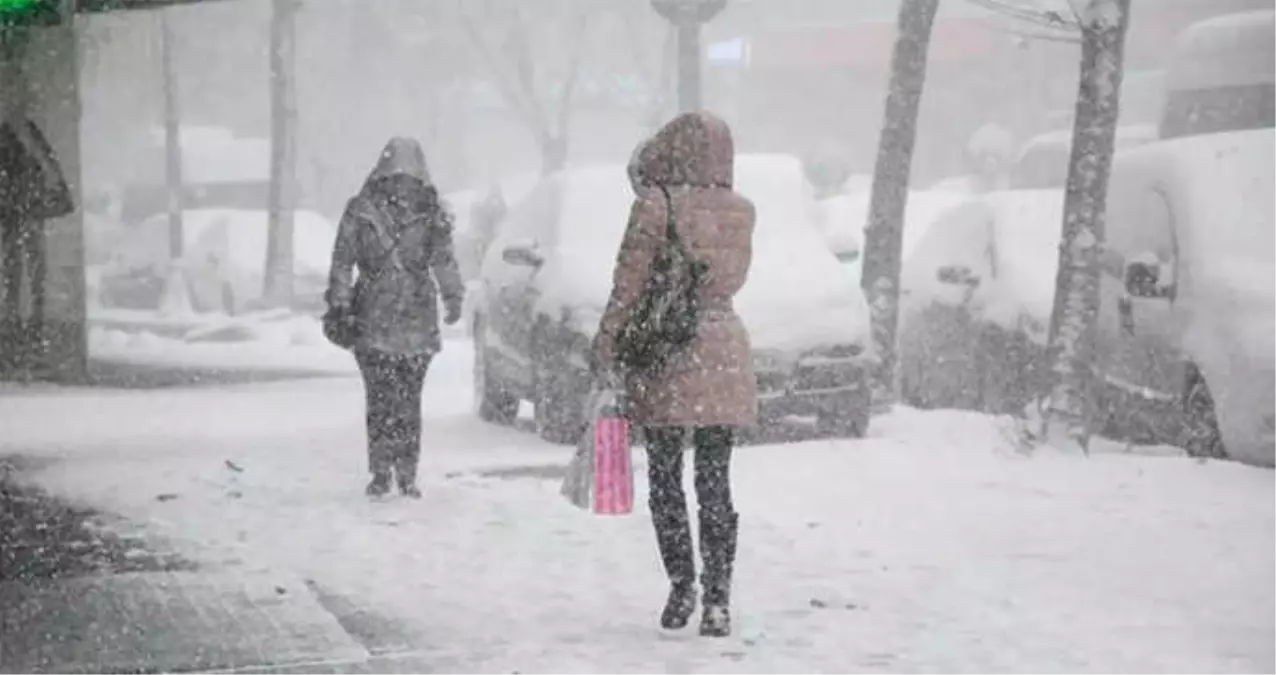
[937,264,980,288]
[835,249,860,264]
[501,242,543,268]
[1124,258,1172,299]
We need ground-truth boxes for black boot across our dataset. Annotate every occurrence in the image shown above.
[395,460,421,499]
[699,510,738,637]
[652,500,697,630]
[662,581,696,630]
[365,471,391,497]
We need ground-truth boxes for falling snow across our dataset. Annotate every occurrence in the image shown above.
[0,0,1271,671]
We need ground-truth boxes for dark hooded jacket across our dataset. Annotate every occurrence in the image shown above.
[327,137,464,355]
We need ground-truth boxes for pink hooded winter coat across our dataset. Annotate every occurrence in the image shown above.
[592,112,758,428]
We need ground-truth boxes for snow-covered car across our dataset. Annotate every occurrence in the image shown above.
[896,191,1064,413]
[471,155,874,443]
[893,122,1160,413]
[816,187,972,279]
[1097,139,1273,467]
[1006,125,1159,191]
[446,172,540,284]
[96,208,338,315]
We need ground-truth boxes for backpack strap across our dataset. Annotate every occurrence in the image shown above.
[356,200,409,286]
[656,184,684,249]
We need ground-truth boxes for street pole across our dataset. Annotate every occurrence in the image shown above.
[159,10,183,260]
[265,0,297,308]
[675,21,700,112]
[652,0,727,114]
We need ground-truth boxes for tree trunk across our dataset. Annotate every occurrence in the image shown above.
[859,0,940,408]
[159,10,183,260]
[264,0,297,308]
[540,134,567,175]
[1033,0,1132,454]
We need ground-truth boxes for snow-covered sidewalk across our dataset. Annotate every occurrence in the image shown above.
[4,343,1272,672]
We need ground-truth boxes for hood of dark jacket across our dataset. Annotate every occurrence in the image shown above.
[637,111,735,189]
[362,137,432,194]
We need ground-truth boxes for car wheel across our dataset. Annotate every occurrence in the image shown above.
[816,392,871,439]
[1181,366,1227,460]
[473,316,518,425]
[534,358,589,446]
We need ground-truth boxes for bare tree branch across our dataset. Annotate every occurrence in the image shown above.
[964,0,1082,33]
[504,3,554,136]
[454,0,596,173]
[553,8,593,140]
[454,0,543,135]
[987,22,1083,44]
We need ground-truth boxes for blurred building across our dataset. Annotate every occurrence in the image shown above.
[708,0,1272,186]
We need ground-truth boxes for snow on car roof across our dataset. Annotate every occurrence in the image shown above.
[1018,125,1160,157]
[540,157,871,352]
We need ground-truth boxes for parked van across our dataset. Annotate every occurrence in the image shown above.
[1098,10,1275,467]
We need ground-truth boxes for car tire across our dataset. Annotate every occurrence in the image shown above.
[816,392,871,439]
[534,358,589,446]
[1181,366,1227,460]
[473,316,518,425]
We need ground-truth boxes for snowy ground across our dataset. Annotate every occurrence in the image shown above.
[87,309,469,376]
[3,339,1273,673]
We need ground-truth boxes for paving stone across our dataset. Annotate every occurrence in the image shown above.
[0,570,367,673]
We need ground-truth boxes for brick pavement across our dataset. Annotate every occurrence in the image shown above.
[0,570,369,674]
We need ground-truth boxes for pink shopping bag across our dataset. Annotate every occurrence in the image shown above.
[592,411,633,515]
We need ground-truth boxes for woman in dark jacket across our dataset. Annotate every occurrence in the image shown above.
[593,112,758,637]
[327,137,465,498]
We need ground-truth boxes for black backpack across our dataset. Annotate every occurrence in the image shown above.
[614,184,709,375]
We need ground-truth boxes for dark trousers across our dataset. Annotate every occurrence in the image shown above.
[356,349,432,486]
[645,426,738,602]
[1,215,45,325]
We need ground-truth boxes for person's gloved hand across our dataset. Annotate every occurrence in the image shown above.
[443,302,463,326]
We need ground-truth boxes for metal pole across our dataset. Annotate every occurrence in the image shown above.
[676,20,700,112]
[265,0,297,307]
[159,11,183,260]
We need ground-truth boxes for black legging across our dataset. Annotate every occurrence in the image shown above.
[647,426,734,520]
[645,426,735,586]
[356,349,432,485]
